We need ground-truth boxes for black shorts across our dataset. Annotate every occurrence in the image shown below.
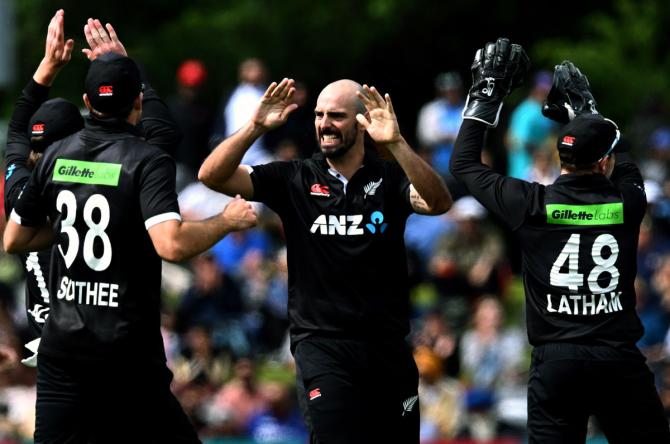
[294,336,419,444]
[35,353,201,444]
[528,342,670,444]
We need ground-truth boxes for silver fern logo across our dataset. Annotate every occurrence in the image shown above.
[363,178,383,199]
[402,395,418,416]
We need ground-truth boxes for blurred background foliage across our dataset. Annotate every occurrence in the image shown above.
[3,0,670,143]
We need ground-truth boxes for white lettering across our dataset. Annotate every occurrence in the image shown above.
[49,276,119,309]
[310,214,366,236]
[347,215,364,235]
[545,292,624,316]
[546,294,557,313]
[558,295,571,314]
[328,215,346,235]
[98,283,109,307]
[583,294,595,315]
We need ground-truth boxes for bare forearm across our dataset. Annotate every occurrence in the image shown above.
[198,121,265,190]
[386,137,452,214]
[162,216,234,262]
[4,222,54,254]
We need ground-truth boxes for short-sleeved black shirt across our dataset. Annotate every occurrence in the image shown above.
[12,117,180,361]
[250,149,413,345]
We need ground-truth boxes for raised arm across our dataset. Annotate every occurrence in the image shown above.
[82,18,181,155]
[450,38,535,230]
[198,78,298,198]
[5,9,73,215]
[356,85,452,215]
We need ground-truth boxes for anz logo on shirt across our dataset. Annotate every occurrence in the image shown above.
[310,211,388,236]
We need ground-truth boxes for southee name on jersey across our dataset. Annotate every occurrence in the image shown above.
[546,203,623,226]
[56,276,119,308]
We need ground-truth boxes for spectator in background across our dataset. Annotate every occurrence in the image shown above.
[416,71,465,178]
[167,59,215,190]
[414,345,464,441]
[429,197,504,299]
[528,144,560,185]
[211,58,273,166]
[246,381,308,443]
[505,71,556,180]
[459,297,526,440]
[175,253,244,335]
[639,126,670,186]
[204,357,267,436]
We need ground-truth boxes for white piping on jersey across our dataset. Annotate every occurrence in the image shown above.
[10,209,22,225]
[26,252,49,303]
[328,168,349,193]
[144,212,182,230]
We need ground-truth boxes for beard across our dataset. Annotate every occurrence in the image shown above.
[317,126,358,159]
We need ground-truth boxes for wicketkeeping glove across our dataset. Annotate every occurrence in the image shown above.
[542,61,598,123]
[462,37,530,127]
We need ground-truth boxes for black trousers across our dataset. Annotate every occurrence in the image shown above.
[35,353,201,444]
[528,342,670,444]
[294,336,420,444]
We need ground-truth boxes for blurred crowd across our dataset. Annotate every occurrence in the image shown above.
[0,57,669,444]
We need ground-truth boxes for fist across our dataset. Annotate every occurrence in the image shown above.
[223,196,257,231]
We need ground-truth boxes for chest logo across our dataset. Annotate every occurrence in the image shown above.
[363,178,383,199]
[365,211,387,234]
[310,183,330,197]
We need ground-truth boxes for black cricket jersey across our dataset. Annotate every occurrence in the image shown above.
[249,149,413,345]
[11,116,180,361]
[4,79,180,341]
[451,120,645,349]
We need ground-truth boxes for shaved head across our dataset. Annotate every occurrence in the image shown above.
[318,79,365,114]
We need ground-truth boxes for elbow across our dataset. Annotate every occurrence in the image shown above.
[197,164,214,188]
[432,195,453,215]
[156,241,189,263]
[3,234,20,255]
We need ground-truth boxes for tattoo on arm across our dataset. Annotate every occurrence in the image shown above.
[409,185,431,214]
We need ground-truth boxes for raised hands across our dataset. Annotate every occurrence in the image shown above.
[356,85,402,145]
[34,9,75,86]
[251,78,298,131]
[82,18,127,61]
[222,195,258,232]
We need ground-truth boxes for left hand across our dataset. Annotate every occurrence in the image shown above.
[356,85,402,145]
[82,18,127,61]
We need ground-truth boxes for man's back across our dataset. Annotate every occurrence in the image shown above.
[517,171,645,348]
[15,118,179,361]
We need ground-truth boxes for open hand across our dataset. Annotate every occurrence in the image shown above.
[82,18,127,61]
[251,78,298,130]
[34,9,74,86]
[356,85,402,145]
[222,195,258,231]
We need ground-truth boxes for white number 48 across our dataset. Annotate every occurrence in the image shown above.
[550,233,619,293]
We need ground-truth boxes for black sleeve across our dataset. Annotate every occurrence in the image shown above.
[249,161,301,213]
[610,152,646,224]
[137,84,182,158]
[139,154,181,229]
[450,119,534,230]
[12,165,48,227]
[5,79,50,216]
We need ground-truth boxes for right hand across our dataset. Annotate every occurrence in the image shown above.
[222,195,258,232]
[82,18,127,61]
[462,37,530,127]
[251,78,298,131]
[542,61,598,123]
[34,9,74,86]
